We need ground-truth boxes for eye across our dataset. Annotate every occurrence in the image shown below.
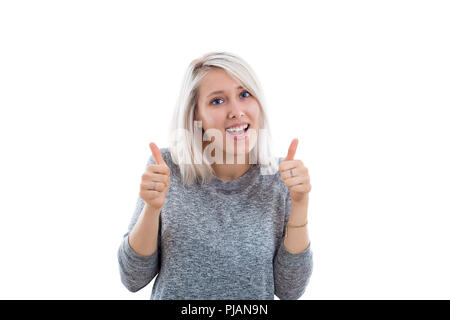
[240,91,251,98]
[211,98,223,105]
[210,91,251,105]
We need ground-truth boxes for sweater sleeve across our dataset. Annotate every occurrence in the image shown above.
[273,170,313,300]
[117,155,161,292]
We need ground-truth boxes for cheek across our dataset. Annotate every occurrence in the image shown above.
[205,111,227,128]
[249,105,261,127]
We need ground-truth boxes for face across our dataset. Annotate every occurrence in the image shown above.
[194,68,260,162]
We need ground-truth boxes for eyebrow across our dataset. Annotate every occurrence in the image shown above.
[206,86,245,98]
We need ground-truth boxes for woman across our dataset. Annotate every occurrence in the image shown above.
[117,51,313,300]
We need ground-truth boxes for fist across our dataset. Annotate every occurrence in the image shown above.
[139,142,171,210]
[279,138,312,203]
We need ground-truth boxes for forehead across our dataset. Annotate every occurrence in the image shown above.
[199,68,243,96]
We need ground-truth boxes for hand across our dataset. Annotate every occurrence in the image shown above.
[279,138,312,204]
[139,142,171,210]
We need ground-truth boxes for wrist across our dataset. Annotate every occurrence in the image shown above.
[288,215,308,226]
[144,203,162,216]
[289,200,308,225]
[291,194,308,206]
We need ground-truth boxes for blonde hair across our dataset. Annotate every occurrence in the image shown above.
[168,51,278,186]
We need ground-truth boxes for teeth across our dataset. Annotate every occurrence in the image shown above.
[226,124,248,132]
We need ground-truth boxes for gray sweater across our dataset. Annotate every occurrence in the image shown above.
[117,148,313,300]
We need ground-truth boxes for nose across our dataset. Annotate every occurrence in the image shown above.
[228,100,245,119]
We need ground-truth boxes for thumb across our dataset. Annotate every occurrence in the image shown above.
[149,142,165,165]
[285,138,298,161]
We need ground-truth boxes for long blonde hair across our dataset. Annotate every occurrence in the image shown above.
[168,51,278,186]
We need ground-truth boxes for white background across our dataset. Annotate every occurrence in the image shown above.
[0,0,449,299]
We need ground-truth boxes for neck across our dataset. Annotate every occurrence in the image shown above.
[211,152,254,181]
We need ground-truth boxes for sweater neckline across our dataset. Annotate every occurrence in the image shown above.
[207,164,260,194]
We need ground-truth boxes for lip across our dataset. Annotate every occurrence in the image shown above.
[225,126,250,141]
[225,122,249,130]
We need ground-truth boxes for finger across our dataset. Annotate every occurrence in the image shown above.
[149,142,166,165]
[281,167,298,180]
[141,181,165,192]
[280,164,308,178]
[147,164,170,175]
[285,138,298,161]
[142,172,170,185]
[284,176,306,187]
[290,184,311,193]
[279,159,303,172]
[140,190,161,199]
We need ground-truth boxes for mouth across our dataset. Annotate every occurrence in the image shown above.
[225,123,250,141]
[225,123,250,135]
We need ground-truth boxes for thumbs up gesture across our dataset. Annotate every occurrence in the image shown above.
[139,142,171,211]
[279,138,312,204]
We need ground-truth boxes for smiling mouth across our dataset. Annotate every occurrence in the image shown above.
[225,124,250,135]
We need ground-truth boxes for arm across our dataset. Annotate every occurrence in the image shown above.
[129,204,161,256]
[283,199,310,254]
[274,193,313,300]
[117,154,163,293]
[117,198,162,292]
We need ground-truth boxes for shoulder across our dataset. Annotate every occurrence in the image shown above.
[277,156,286,165]
[259,156,289,195]
[159,147,172,164]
